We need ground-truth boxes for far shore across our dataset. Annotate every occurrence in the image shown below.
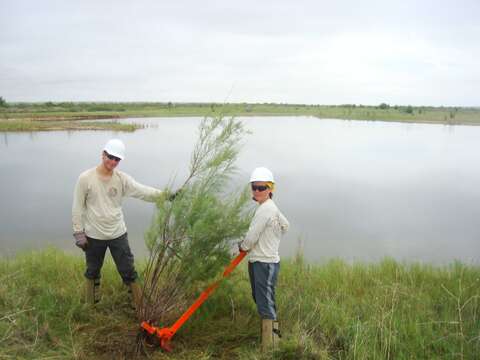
[1,102,479,131]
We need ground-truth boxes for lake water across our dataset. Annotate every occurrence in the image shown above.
[1,117,479,264]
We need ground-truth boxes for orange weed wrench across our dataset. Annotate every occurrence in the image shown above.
[141,250,247,352]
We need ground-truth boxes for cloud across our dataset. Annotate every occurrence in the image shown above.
[1,0,479,105]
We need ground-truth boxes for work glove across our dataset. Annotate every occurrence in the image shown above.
[168,188,182,201]
[73,231,88,251]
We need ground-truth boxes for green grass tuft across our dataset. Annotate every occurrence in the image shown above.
[1,248,479,359]
[0,119,138,132]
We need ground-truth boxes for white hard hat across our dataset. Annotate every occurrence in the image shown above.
[250,167,274,183]
[103,139,126,160]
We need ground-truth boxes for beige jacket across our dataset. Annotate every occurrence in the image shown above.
[72,167,162,240]
[240,199,289,263]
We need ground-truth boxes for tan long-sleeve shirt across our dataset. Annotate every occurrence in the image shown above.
[72,167,162,240]
[240,199,289,263]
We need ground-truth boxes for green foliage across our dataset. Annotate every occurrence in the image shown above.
[378,102,390,109]
[1,249,479,358]
[142,115,252,323]
[0,96,7,107]
[277,257,480,359]
[0,248,90,358]
[0,119,137,132]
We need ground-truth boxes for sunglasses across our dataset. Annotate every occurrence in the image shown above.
[251,184,270,192]
[105,152,121,162]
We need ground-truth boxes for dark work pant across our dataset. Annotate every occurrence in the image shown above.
[84,232,138,284]
[248,261,280,320]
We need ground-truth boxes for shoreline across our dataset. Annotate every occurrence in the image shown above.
[1,102,480,131]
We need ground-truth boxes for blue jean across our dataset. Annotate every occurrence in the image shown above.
[84,232,138,284]
[248,261,280,320]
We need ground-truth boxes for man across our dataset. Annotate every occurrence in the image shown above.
[72,139,165,307]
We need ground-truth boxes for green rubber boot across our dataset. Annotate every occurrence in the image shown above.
[85,279,100,304]
[261,319,273,352]
[129,282,142,310]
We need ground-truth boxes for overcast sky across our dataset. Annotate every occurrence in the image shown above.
[1,0,479,106]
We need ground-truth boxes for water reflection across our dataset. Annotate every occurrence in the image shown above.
[0,117,479,264]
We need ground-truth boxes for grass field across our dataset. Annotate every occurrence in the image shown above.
[0,119,138,132]
[1,102,480,131]
[1,248,478,359]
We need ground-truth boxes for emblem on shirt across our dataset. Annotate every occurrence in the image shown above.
[108,187,118,197]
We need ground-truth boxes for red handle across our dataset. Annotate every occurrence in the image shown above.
[169,251,247,334]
